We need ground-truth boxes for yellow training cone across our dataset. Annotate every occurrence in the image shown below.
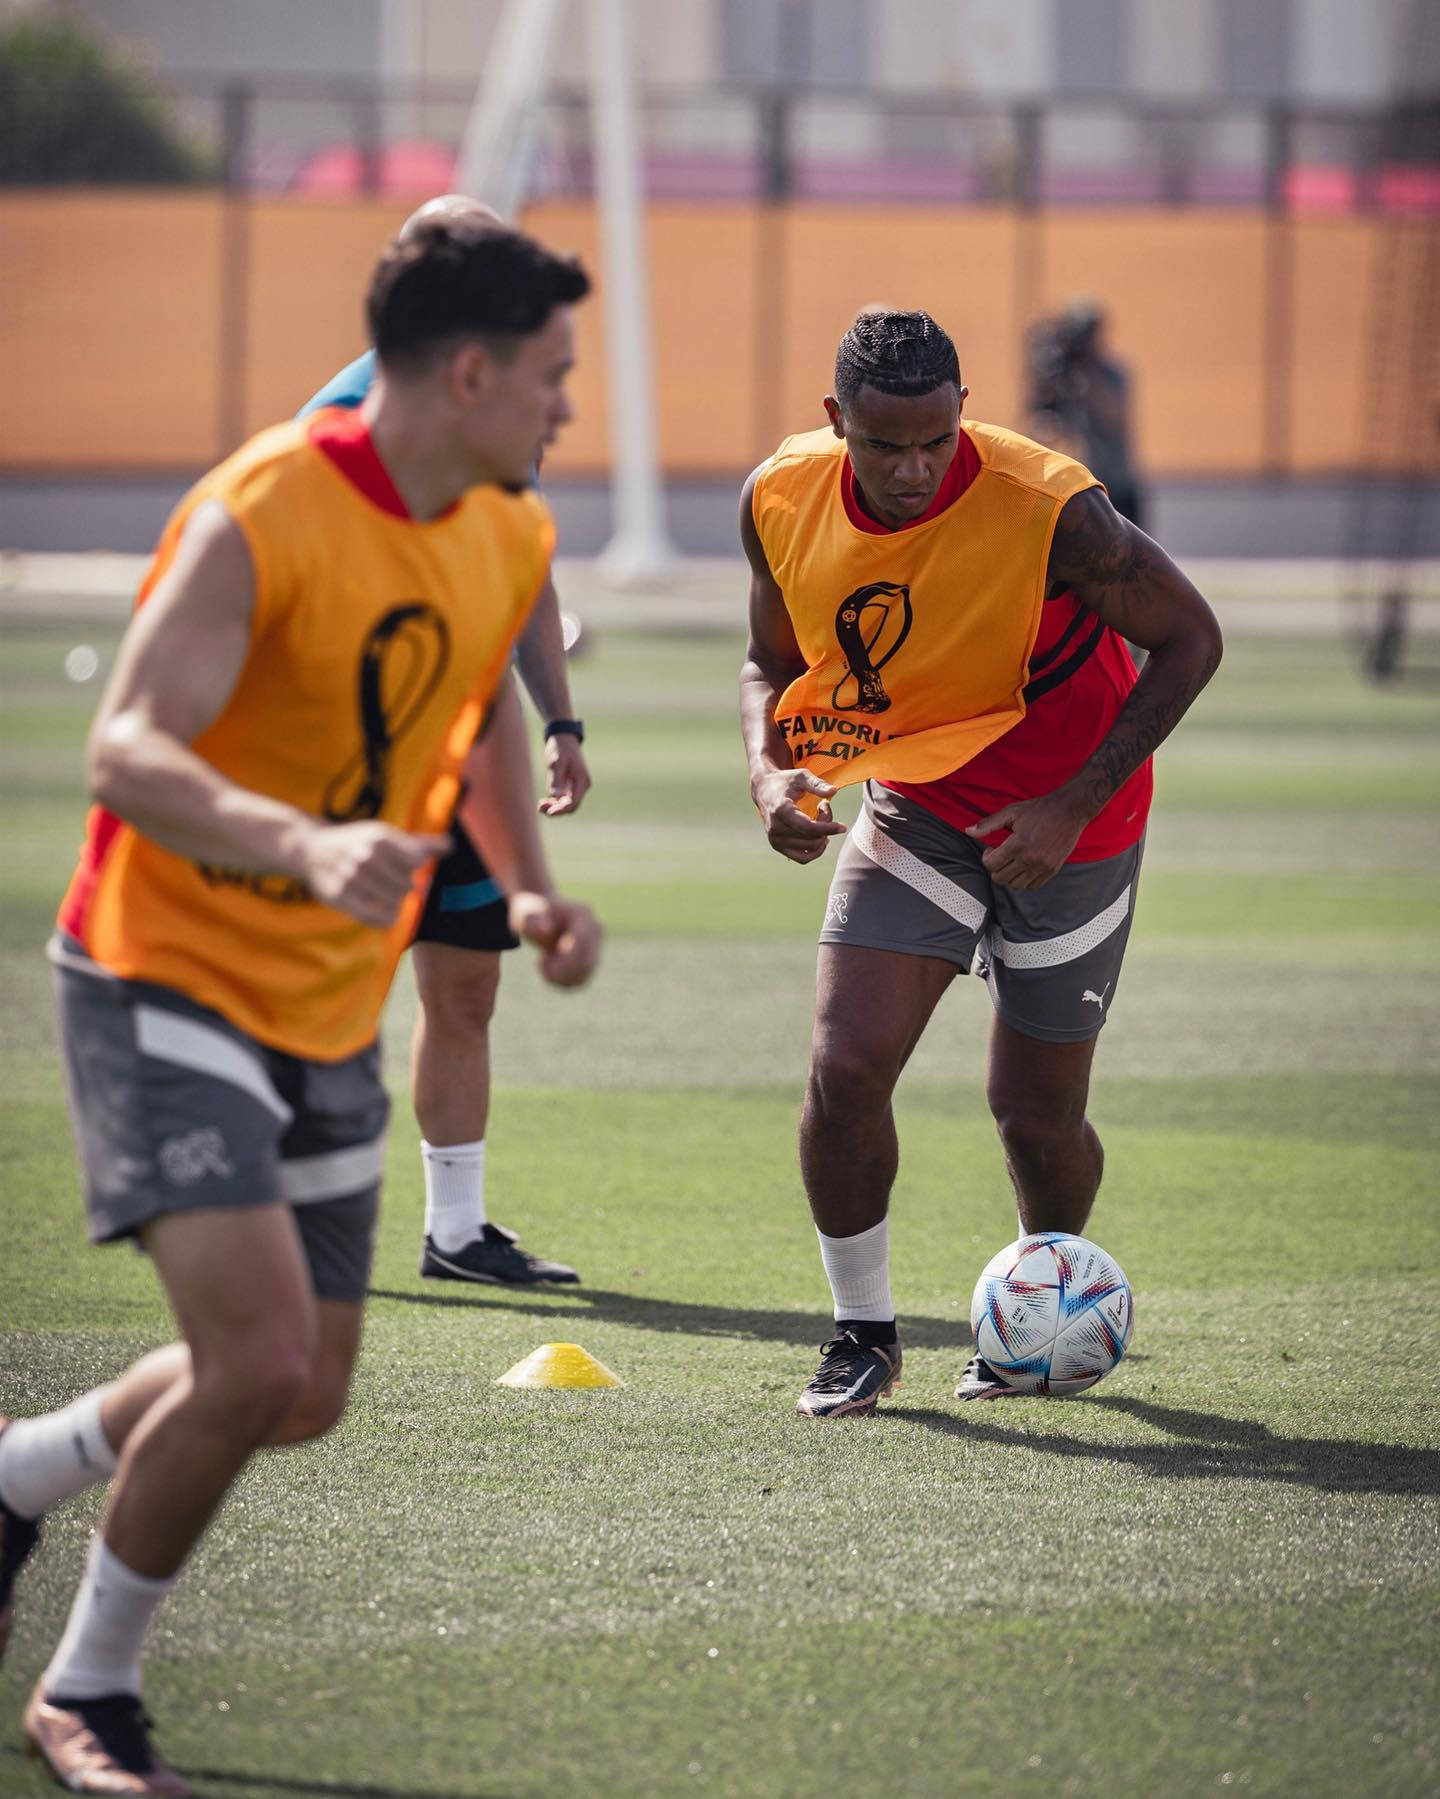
[496,1343,623,1390]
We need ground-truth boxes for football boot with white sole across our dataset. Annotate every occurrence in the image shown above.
[796,1329,902,1418]
[954,1353,1025,1401]
[419,1222,580,1287]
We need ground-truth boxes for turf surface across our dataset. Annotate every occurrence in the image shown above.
[1,608,1437,1798]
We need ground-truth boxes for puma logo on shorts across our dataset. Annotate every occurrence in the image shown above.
[818,786,1144,1043]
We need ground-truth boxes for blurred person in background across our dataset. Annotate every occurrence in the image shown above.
[1027,299,1147,530]
[0,216,598,1796]
[301,194,591,1292]
[740,306,1220,1420]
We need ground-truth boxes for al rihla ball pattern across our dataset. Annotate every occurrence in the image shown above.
[970,1231,1133,1396]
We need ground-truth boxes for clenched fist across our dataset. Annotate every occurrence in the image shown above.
[299,822,451,928]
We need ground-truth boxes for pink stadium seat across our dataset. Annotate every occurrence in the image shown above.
[293,139,458,196]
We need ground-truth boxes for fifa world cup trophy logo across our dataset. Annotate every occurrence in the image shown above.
[324,602,452,822]
[831,581,913,713]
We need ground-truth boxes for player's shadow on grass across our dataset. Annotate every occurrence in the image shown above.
[899,1394,1440,1497]
[0,1750,504,1799]
[367,1285,973,1351]
[182,1769,509,1799]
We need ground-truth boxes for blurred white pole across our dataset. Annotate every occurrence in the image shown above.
[380,0,422,139]
[589,0,679,584]
[455,0,560,216]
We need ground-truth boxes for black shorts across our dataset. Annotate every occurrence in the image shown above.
[414,822,519,953]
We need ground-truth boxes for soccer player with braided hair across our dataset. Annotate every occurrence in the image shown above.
[739,305,1222,1417]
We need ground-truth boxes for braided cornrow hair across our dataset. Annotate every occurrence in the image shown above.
[833,307,961,406]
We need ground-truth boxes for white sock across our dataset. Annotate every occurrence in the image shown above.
[816,1218,895,1323]
[0,1387,118,1520]
[43,1535,178,1702]
[421,1138,487,1252]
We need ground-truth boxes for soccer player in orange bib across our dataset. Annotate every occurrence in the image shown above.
[740,307,1222,1418]
[0,217,599,1793]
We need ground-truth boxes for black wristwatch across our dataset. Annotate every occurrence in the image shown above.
[544,717,585,743]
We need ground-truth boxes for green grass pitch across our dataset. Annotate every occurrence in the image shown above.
[1,603,1438,1797]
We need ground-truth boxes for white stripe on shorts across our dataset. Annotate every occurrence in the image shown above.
[851,807,988,932]
[134,1004,294,1124]
[278,1139,386,1206]
[990,884,1133,970]
[46,933,121,980]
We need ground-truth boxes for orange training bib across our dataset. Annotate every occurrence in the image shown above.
[752,421,1099,790]
[59,418,553,1059]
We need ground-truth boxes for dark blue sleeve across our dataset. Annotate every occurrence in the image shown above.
[295,350,377,419]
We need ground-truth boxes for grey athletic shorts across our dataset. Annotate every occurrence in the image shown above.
[49,935,388,1303]
[818,785,1144,1043]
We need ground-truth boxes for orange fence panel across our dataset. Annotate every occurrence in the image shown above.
[0,193,1432,479]
[1,192,224,466]
[1288,218,1377,472]
[243,199,414,433]
[773,206,1026,454]
[1039,211,1270,473]
[523,200,765,475]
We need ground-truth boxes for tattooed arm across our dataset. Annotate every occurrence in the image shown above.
[965,486,1222,889]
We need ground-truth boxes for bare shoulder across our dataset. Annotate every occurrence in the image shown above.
[114,500,259,695]
[739,458,771,521]
[1047,486,1152,593]
[739,459,774,572]
[1048,485,1222,657]
[161,498,256,606]
[92,498,259,751]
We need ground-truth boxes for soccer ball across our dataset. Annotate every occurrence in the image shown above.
[970,1232,1133,1396]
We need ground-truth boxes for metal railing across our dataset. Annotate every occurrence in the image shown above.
[3,73,1437,215]
[2,76,1436,494]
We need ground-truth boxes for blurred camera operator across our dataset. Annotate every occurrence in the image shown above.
[1026,299,1146,530]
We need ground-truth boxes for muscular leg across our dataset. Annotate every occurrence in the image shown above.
[94,1345,187,1455]
[265,1301,364,1445]
[793,945,956,1416]
[801,945,957,1237]
[31,1260,364,1725]
[410,941,500,1148]
[85,1300,360,1469]
[408,937,578,1283]
[31,1205,319,1712]
[985,1015,1104,1237]
[4,1201,365,1539]
[102,1204,317,1578]
[4,1297,362,1543]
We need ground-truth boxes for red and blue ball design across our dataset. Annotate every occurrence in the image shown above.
[969,1232,1134,1396]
